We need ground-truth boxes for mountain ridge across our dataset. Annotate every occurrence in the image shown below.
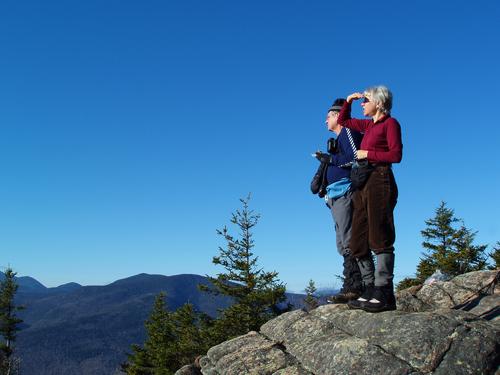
[8,271,306,375]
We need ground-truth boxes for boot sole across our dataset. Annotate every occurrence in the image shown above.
[347,302,365,310]
[361,305,397,313]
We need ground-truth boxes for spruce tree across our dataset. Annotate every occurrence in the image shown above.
[303,279,319,311]
[452,225,488,274]
[416,202,459,281]
[200,196,287,339]
[124,293,211,375]
[122,346,153,375]
[395,277,421,292]
[0,268,23,375]
[397,202,489,291]
[170,303,207,368]
[416,202,489,281]
[124,292,176,375]
[489,241,500,269]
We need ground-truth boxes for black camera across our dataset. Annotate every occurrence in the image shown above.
[327,137,338,154]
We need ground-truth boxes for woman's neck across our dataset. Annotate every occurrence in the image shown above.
[372,111,386,123]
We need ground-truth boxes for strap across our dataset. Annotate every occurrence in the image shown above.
[338,128,358,167]
[345,128,358,159]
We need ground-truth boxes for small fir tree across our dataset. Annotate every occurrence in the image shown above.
[395,277,421,292]
[200,196,287,339]
[488,242,500,270]
[417,202,488,280]
[452,224,488,274]
[123,292,174,375]
[123,293,212,375]
[126,197,289,374]
[303,279,319,311]
[122,346,153,375]
[397,202,489,290]
[416,202,459,281]
[171,303,207,367]
[0,268,23,375]
[0,268,23,374]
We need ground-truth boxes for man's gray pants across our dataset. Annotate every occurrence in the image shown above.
[326,190,353,257]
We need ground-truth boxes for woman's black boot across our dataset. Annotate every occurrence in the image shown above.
[360,285,396,313]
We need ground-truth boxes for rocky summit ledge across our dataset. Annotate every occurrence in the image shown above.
[176,270,500,375]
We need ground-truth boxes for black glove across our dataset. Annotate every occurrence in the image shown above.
[315,152,331,164]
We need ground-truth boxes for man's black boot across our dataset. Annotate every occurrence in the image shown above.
[327,254,363,304]
[327,290,360,304]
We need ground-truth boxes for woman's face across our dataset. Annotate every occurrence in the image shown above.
[361,92,378,117]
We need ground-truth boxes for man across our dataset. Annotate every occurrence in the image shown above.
[315,98,364,303]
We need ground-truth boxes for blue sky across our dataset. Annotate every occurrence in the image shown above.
[1,0,499,292]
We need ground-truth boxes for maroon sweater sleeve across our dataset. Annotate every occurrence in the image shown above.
[337,101,371,132]
[367,118,403,163]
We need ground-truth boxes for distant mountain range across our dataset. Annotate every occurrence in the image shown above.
[1,272,308,375]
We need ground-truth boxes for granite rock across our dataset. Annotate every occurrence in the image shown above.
[183,270,500,375]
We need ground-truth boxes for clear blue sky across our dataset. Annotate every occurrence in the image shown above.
[1,0,499,292]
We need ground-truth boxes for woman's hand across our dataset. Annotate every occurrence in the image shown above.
[346,92,364,103]
[356,150,368,159]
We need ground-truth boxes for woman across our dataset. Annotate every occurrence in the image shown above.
[337,85,402,313]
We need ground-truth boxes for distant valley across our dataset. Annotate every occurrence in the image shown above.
[3,272,307,375]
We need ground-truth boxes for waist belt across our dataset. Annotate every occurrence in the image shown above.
[371,163,392,169]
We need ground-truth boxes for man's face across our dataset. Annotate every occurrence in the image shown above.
[325,110,339,132]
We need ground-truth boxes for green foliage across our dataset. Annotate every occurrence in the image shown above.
[0,268,23,375]
[417,202,458,281]
[415,202,488,283]
[123,345,154,375]
[200,195,287,339]
[123,292,172,375]
[452,225,488,274]
[488,242,500,270]
[303,279,319,311]
[123,293,211,375]
[125,196,288,373]
[171,304,208,366]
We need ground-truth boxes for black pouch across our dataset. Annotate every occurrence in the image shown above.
[311,161,328,198]
[350,160,374,190]
[327,137,338,154]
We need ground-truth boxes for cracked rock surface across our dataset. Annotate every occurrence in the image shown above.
[176,270,499,375]
[396,270,499,314]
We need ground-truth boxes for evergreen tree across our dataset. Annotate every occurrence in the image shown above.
[416,202,459,281]
[451,224,488,274]
[395,277,421,292]
[200,196,287,339]
[488,241,500,269]
[122,346,153,375]
[123,292,174,375]
[0,268,23,375]
[417,202,488,280]
[397,202,489,290]
[303,279,319,311]
[123,293,211,375]
[126,197,288,373]
[171,303,207,367]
